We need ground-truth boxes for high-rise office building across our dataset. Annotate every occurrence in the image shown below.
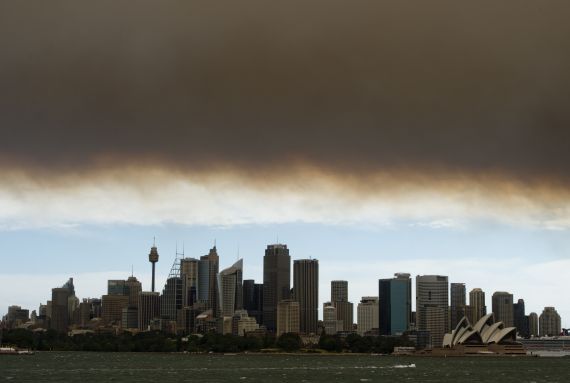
[276,299,300,336]
[492,291,514,327]
[121,306,138,329]
[217,259,244,318]
[528,312,539,337]
[416,275,449,348]
[331,280,348,303]
[125,276,142,308]
[102,294,129,326]
[323,302,343,335]
[243,280,263,325]
[357,296,379,336]
[468,288,486,324]
[108,280,128,295]
[539,307,561,337]
[379,273,412,335]
[199,246,220,316]
[50,287,70,333]
[138,292,160,331]
[293,259,319,334]
[330,280,353,331]
[513,298,529,338]
[450,283,466,329]
[180,257,199,307]
[263,244,291,332]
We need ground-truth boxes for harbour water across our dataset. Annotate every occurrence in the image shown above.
[0,352,568,382]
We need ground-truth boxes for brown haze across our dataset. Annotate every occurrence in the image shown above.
[1,1,570,203]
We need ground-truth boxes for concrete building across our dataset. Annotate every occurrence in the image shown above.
[513,299,529,338]
[492,291,514,328]
[416,275,449,348]
[331,280,348,302]
[277,299,300,336]
[125,276,142,308]
[122,306,138,329]
[217,259,243,318]
[323,303,343,334]
[198,246,220,316]
[263,244,291,332]
[232,309,260,336]
[50,287,70,333]
[243,279,263,325]
[180,257,199,307]
[102,294,129,326]
[379,273,412,335]
[450,283,466,330]
[357,297,379,336]
[330,280,353,331]
[138,292,160,331]
[469,288,486,324]
[293,259,319,334]
[529,312,539,337]
[539,307,561,337]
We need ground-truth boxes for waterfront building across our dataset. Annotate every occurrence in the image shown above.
[231,310,260,336]
[492,291,514,328]
[379,273,412,335]
[217,259,244,318]
[529,312,539,337]
[416,275,449,348]
[243,280,263,325]
[276,299,300,336]
[102,294,129,326]
[3,306,29,329]
[138,292,160,331]
[513,299,529,338]
[469,288,486,324]
[50,287,70,333]
[263,244,291,332]
[198,246,220,316]
[450,283,466,329]
[357,296,379,336]
[293,259,319,334]
[539,307,561,337]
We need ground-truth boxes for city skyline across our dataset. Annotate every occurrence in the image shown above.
[1,1,570,335]
[1,237,566,331]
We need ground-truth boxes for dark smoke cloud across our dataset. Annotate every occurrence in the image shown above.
[1,1,570,186]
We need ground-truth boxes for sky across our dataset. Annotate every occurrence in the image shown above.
[1,1,569,327]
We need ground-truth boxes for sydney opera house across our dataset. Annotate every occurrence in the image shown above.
[436,313,525,355]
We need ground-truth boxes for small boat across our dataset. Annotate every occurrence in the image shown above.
[0,347,35,355]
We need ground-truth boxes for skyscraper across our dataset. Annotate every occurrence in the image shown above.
[180,257,199,307]
[528,312,539,337]
[148,242,159,293]
[198,246,220,316]
[276,299,300,336]
[102,294,129,326]
[161,256,183,322]
[293,259,319,334]
[330,280,353,331]
[217,259,244,318]
[331,280,348,302]
[125,276,142,308]
[450,283,466,329]
[492,291,514,327]
[50,287,70,333]
[263,244,291,332]
[138,292,160,331]
[243,280,263,325]
[357,296,379,336]
[513,298,529,338]
[379,273,412,335]
[539,307,561,337]
[416,275,449,348]
[323,302,342,334]
[468,288,486,324]
[108,280,128,295]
